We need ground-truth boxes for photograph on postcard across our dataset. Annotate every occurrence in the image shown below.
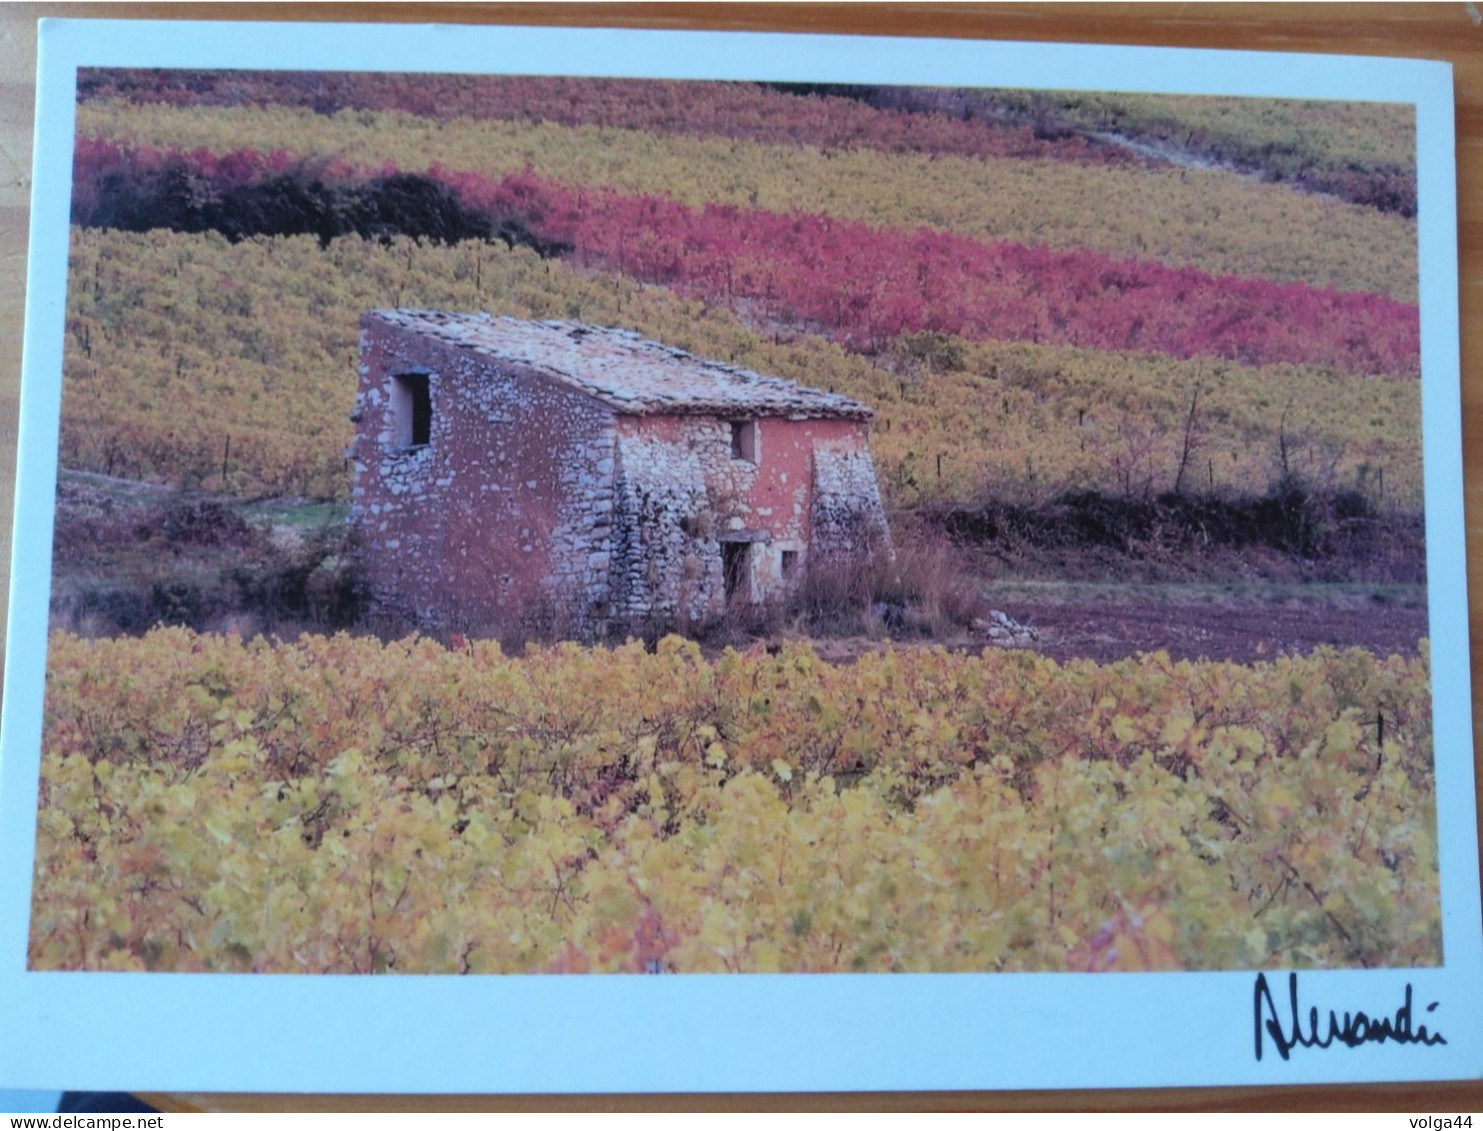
[28,68,1440,977]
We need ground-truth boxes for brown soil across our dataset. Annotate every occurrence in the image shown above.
[54,473,1429,666]
[986,595,1428,665]
[800,590,1427,667]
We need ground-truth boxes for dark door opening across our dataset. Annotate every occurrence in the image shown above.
[722,542,750,604]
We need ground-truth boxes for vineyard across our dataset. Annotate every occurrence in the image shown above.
[71,143,1420,373]
[60,226,1425,508]
[31,73,1438,975]
[60,82,1422,518]
[31,631,1439,973]
[980,90,1418,213]
[76,71,1154,169]
[75,72,1417,218]
[74,98,1419,300]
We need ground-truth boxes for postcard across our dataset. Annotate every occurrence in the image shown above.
[0,19,1478,1094]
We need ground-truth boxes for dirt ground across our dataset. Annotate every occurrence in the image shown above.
[52,472,1430,667]
[804,587,1429,667]
[984,593,1428,665]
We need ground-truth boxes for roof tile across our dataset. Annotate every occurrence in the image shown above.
[369,310,873,420]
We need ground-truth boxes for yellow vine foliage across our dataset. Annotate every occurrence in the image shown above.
[1007,92,1416,179]
[31,630,1439,974]
[76,99,1419,302]
[63,228,1423,508]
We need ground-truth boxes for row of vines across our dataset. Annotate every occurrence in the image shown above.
[32,630,1439,973]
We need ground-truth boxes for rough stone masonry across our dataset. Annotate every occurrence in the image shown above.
[349,311,889,636]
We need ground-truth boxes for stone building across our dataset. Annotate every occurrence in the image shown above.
[349,311,889,635]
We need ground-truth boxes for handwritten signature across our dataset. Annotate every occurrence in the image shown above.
[1254,972,1446,1061]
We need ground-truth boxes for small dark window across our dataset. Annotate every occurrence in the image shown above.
[729,420,756,462]
[393,372,432,448]
[780,549,798,580]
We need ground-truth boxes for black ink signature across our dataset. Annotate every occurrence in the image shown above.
[1254,972,1447,1061]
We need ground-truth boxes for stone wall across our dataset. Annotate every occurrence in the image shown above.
[811,445,892,561]
[350,317,617,634]
[609,416,881,624]
[352,315,890,638]
[611,420,723,624]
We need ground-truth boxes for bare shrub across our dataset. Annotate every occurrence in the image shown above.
[51,505,370,639]
[794,517,984,639]
[877,521,988,636]
[694,592,789,649]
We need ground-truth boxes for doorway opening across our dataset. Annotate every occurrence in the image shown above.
[722,542,750,604]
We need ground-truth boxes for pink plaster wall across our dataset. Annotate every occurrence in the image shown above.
[746,417,866,541]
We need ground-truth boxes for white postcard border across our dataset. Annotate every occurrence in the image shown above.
[0,20,1477,1094]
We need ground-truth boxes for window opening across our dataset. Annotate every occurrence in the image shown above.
[780,549,799,581]
[393,372,432,448]
[729,420,757,462]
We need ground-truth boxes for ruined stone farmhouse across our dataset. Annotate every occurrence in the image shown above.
[349,311,888,634]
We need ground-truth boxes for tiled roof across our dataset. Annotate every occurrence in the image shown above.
[368,310,873,420]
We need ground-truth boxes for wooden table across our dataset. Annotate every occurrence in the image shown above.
[2,2,1481,1112]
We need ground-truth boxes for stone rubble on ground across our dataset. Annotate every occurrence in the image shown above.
[974,609,1039,644]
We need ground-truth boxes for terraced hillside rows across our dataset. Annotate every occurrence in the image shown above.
[64,81,1420,512]
[77,71,1155,168]
[62,227,1424,507]
[977,89,1417,214]
[32,74,1436,976]
[75,99,1419,300]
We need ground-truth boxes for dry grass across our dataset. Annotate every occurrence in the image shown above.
[793,517,985,639]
